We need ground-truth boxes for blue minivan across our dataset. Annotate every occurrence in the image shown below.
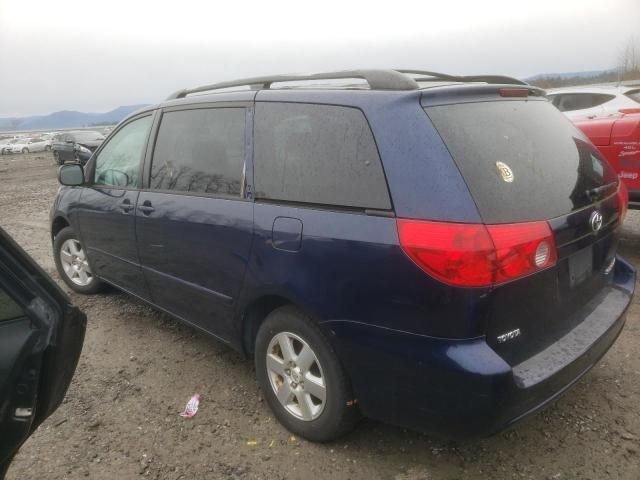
[51,70,635,441]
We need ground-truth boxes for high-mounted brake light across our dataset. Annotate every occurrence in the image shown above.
[618,181,629,224]
[397,219,557,287]
[499,88,529,97]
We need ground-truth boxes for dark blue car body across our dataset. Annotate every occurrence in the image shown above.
[50,77,636,437]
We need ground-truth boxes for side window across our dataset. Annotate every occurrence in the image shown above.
[94,116,152,188]
[0,286,23,322]
[254,103,391,210]
[150,108,245,196]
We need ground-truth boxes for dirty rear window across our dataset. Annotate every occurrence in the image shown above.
[425,100,618,223]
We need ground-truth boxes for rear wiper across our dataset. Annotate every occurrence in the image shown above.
[585,182,617,201]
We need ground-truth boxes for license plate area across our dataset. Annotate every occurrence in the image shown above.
[569,246,593,288]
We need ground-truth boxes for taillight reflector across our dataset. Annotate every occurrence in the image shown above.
[397,219,557,287]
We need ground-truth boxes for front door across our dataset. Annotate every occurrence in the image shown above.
[77,114,154,298]
[136,106,253,340]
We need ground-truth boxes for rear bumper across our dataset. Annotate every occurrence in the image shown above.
[324,255,635,437]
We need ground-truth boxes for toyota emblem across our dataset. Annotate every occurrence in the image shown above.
[590,210,603,233]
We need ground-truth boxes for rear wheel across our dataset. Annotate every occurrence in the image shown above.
[22,147,29,154]
[255,306,359,442]
[53,227,102,294]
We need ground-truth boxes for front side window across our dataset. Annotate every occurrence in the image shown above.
[254,103,391,210]
[94,116,152,188]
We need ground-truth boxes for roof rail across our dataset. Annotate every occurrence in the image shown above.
[397,69,528,86]
[166,69,420,100]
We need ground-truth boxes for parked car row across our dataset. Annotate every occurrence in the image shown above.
[0,136,51,154]
[0,130,107,164]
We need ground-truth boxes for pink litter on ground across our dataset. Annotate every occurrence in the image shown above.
[179,394,201,418]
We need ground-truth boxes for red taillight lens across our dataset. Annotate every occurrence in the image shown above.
[618,181,629,224]
[397,219,557,287]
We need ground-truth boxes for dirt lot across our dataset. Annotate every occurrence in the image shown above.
[2,152,640,480]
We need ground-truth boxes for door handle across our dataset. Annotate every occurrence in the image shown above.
[139,201,154,215]
[120,199,133,213]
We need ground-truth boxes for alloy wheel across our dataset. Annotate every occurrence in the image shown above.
[59,239,93,286]
[266,331,327,421]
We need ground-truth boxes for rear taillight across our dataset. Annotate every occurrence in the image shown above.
[397,219,557,287]
[618,181,629,224]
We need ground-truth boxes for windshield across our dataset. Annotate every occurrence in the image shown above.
[425,100,618,223]
[72,131,104,142]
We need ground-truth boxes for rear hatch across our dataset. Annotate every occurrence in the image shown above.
[423,90,624,365]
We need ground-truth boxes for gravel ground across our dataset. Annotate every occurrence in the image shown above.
[2,152,640,480]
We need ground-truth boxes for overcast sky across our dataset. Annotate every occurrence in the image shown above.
[0,0,638,117]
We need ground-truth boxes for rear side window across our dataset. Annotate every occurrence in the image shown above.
[425,100,617,223]
[151,108,245,197]
[552,93,615,112]
[625,89,640,103]
[254,103,391,210]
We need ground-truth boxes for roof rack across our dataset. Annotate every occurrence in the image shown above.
[166,69,528,100]
[166,69,420,100]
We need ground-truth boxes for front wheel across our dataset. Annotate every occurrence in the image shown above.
[53,227,102,294]
[255,306,359,442]
[22,147,29,154]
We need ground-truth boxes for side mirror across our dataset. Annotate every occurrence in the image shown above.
[58,164,85,186]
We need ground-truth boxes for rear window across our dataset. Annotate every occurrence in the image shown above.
[425,100,618,223]
[625,89,640,103]
[254,102,391,210]
[550,93,615,112]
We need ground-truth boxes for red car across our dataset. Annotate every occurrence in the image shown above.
[574,109,640,209]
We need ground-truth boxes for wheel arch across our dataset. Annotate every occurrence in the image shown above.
[239,292,335,358]
[51,215,71,241]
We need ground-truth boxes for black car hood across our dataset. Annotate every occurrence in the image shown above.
[76,140,102,149]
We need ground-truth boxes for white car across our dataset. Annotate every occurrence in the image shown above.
[5,137,51,154]
[547,85,640,120]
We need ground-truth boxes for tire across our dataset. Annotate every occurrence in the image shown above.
[53,227,102,294]
[255,306,359,442]
[45,145,51,151]
[22,147,29,154]
[53,151,62,165]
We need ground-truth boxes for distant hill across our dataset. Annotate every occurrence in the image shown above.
[526,68,640,89]
[0,105,149,132]
[526,69,616,81]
